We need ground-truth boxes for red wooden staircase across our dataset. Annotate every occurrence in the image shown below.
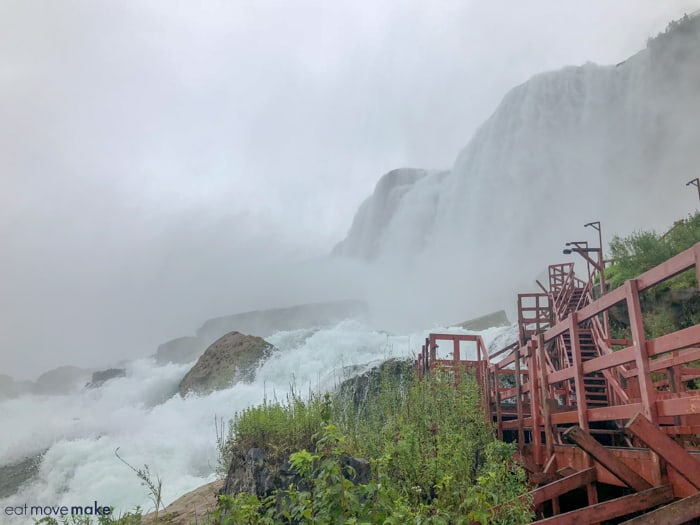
[416,241,700,524]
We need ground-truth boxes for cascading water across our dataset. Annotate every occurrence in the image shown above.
[0,320,515,522]
[333,17,700,322]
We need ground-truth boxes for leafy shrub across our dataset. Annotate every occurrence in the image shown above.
[216,370,533,524]
[607,212,700,290]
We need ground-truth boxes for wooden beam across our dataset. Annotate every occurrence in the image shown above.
[647,326,700,357]
[531,485,673,524]
[543,454,557,477]
[547,367,575,384]
[575,285,627,324]
[563,426,652,492]
[530,468,596,506]
[625,412,700,490]
[582,345,636,374]
[636,244,695,290]
[619,490,700,525]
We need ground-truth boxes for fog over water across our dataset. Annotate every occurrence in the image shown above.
[1,1,699,380]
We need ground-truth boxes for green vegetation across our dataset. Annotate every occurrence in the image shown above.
[605,212,700,339]
[215,368,532,524]
[606,212,700,290]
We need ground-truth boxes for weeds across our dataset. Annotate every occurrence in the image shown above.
[216,368,533,523]
[114,449,163,521]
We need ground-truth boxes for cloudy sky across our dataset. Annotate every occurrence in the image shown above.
[2,0,699,379]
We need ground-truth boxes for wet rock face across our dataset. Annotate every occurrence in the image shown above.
[0,453,44,499]
[178,332,275,396]
[33,366,92,395]
[86,368,126,388]
[455,310,510,331]
[337,358,415,412]
[221,447,371,501]
[0,374,33,399]
[154,336,202,365]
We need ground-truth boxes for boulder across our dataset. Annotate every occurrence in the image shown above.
[178,332,275,396]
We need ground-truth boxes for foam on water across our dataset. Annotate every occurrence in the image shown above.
[0,320,514,521]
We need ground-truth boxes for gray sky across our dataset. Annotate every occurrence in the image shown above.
[2,0,699,379]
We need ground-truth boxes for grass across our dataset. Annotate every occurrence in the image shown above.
[215,366,533,524]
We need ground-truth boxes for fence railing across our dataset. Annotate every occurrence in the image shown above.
[420,241,700,483]
[489,241,700,469]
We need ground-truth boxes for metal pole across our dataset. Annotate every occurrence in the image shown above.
[687,178,700,201]
[585,221,609,338]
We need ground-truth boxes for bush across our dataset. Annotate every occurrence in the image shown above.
[607,212,700,290]
[216,370,533,524]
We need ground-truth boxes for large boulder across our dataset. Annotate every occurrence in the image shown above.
[178,332,275,396]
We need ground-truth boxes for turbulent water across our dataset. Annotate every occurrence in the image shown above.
[0,321,515,523]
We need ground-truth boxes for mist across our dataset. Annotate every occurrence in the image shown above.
[2,1,699,380]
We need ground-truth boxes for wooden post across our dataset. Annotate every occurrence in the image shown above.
[482,361,491,427]
[537,334,555,460]
[494,364,503,440]
[529,340,543,466]
[569,313,589,432]
[625,279,658,424]
[514,348,525,450]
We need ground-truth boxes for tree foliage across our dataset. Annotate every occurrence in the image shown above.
[607,212,700,290]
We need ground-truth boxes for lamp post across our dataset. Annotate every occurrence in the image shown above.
[562,221,610,338]
[584,221,606,297]
[687,178,700,201]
